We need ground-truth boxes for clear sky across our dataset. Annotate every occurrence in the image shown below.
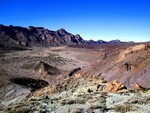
[0,0,150,42]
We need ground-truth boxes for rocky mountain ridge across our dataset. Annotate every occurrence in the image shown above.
[0,24,130,47]
[0,24,87,46]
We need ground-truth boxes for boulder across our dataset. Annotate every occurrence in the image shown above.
[105,80,126,93]
[75,73,82,78]
[134,83,145,91]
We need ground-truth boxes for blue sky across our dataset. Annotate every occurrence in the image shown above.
[0,0,150,42]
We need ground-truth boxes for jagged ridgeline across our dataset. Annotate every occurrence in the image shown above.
[0,24,130,48]
[0,24,87,46]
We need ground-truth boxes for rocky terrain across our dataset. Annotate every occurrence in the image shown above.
[0,42,150,113]
[0,24,149,113]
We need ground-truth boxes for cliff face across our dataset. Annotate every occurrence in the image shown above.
[0,24,87,46]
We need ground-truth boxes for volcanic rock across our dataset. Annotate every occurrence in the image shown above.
[10,77,49,91]
[105,80,126,93]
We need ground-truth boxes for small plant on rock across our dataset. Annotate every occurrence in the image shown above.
[113,104,134,113]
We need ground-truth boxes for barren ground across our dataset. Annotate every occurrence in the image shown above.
[0,44,150,113]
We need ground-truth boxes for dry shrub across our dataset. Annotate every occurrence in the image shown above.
[60,99,86,105]
[113,104,133,113]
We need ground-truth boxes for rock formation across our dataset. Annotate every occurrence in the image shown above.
[105,80,126,93]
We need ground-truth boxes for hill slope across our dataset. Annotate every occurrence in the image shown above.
[82,44,150,89]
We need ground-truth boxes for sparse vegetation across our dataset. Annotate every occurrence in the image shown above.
[75,99,86,104]
[60,98,86,105]
[69,108,84,113]
[113,104,134,113]
[89,104,102,110]
[11,107,30,113]
[2,106,30,113]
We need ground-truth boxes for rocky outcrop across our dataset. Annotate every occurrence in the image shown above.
[134,83,147,91]
[116,44,146,62]
[21,61,61,79]
[34,61,61,75]
[68,67,81,77]
[105,80,127,93]
[10,77,49,91]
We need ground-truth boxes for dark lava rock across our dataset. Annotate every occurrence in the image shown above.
[10,77,49,91]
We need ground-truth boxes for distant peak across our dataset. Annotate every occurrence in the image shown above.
[28,26,35,30]
[75,34,82,40]
[75,34,80,37]
[109,39,122,43]
[57,28,66,35]
[58,28,66,32]
[110,39,121,42]
[28,26,45,31]
[75,34,81,37]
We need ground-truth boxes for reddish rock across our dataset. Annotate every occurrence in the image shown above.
[105,80,126,93]
[134,83,145,91]
[75,73,82,78]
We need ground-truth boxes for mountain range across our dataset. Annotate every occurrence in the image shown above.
[0,24,132,47]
